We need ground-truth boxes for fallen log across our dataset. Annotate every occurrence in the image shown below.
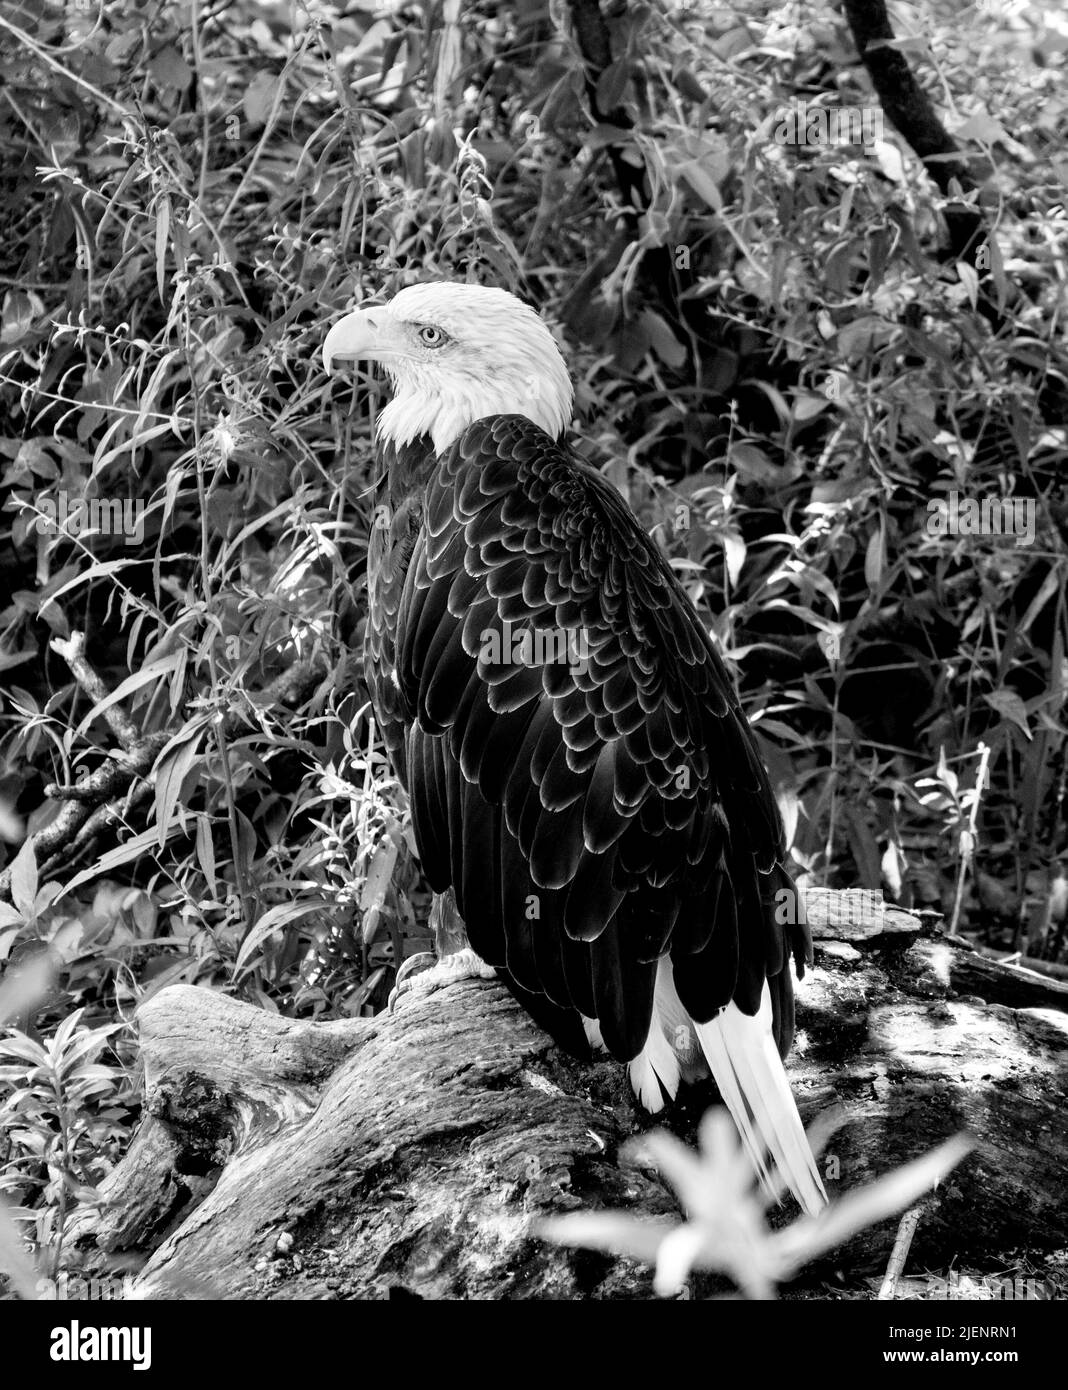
[66,890,1068,1299]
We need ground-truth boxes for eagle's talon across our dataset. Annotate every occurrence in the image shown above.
[388,952,438,1012]
[388,948,497,1012]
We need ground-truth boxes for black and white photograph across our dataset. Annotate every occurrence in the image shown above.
[0,0,1065,1348]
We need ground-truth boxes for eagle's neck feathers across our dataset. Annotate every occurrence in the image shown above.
[376,333,573,454]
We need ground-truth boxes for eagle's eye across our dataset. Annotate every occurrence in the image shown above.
[418,324,449,349]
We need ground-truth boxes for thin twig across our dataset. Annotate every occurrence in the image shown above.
[51,633,140,751]
[877,1204,925,1300]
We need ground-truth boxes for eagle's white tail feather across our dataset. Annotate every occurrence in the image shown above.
[627,958,701,1111]
[627,1015,679,1113]
[691,1012,775,1186]
[625,961,826,1216]
[693,987,826,1217]
[627,1046,673,1113]
[651,956,706,1082]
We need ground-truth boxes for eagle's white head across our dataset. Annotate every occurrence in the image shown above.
[322,282,574,455]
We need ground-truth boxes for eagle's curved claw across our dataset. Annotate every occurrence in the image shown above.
[388,952,438,1012]
[387,948,497,1012]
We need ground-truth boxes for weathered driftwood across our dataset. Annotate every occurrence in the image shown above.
[67,890,1068,1299]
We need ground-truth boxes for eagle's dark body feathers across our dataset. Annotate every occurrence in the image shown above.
[366,414,809,1065]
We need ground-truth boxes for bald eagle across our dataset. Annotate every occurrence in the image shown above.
[323,283,825,1215]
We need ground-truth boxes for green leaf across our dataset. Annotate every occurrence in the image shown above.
[677,159,723,212]
[360,839,399,944]
[584,124,635,151]
[244,71,281,127]
[0,956,51,1024]
[957,262,980,310]
[56,826,181,900]
[148,45,192,91]
[954,112,1009,146]
[792,393,830,423]
[0,290,40,347]
[864,518,886,590]
[722,530,747,587]
[40,560,149,619]
[671,67,707,103]
[985,690,1032,740]
[73,653,183,740]
[155,196,170,303]
[153,720,210,847]
[9,841,37,919]
[235,901,327,975]
[730,443,779,485]
[639,310,687,368]
[195,814,217,897]
[596,59,630,113]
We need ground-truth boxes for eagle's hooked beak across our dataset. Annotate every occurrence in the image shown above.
[322,308,387,375]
